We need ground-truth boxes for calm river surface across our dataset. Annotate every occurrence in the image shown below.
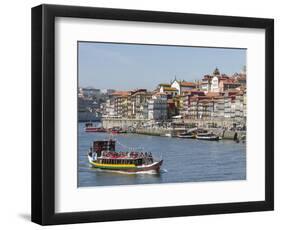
[78,123,246,187]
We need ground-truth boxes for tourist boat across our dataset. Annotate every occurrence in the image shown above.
[87,140,163,172]
[177,132,195,139]
[196,132,220,141]
[84,122,106,132]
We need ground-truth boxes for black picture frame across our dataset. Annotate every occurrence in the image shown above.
[31,4,274,225]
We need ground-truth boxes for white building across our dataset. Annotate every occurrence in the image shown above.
[171,79,196,95]
[103,99,116,117]
[200,75,212,92]
[148,93,168,120]
[209,67,221,92]
[159,85,178,97]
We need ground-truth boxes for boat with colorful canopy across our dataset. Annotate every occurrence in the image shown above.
[87,139,163,172]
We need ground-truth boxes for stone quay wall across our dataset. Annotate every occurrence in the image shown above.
[102,118,246,140]
[102,118,148,129]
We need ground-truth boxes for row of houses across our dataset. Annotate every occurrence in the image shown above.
[101,67,247,122]
[183,90,246,121]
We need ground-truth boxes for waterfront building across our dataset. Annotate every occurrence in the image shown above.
[121,95,129,118]
[188,96,199,119]
[197,98,214,119]
[129,89,152,119]
[159,86,178,97]
[96,67,247,126]
[222,82,242,92]
[210,67,220,92]
[182,90,205,118]
[170,78,196,95]
[211,76,220,92]
[234,91,244,121]
[213,96,225,118]
[148,92,168,120]
[224,96,234,118]
[107,91,130,118]
[103,99,116,117]
[206,67,243,93]
[158,78,196,96]
[177,95,185,117]
[167,98,177,119]
[200,75,212,92]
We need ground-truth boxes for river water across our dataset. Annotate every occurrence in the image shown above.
[78,123,246,187]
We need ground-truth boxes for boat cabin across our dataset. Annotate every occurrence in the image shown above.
[93,140,115,157]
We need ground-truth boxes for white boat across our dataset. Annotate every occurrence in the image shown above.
[177,132,195,139]
[163,133,172,137]
[196,133,220,141]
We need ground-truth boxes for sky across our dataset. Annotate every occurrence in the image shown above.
[78,42,246,91]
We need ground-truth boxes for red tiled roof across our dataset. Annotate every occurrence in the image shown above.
[159,83,171,87]
[205,92,220,97]
[180,81,196,87]
[163,87,178,91]
[111,91,130,96]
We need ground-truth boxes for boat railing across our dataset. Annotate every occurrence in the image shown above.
[100,150,158,161]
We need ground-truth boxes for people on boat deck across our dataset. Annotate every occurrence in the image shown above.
[99,150,154,160]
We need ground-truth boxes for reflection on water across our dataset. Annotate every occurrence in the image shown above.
[78,123,246,187]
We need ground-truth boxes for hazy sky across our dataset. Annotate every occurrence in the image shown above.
[78,42,246,91]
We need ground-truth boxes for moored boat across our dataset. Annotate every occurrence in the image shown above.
[196,132,220,141]
[161,133,172,137]
[177,132,195,139]
[84,122,106,132]
[87,140,163,172]
[110,127,127,134]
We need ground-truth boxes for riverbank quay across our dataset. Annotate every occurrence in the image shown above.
[134,127,246,140]
[102,117,246,129]
[102,117,147,129]
[101,117,246,141]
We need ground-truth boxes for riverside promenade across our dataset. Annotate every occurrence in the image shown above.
[102,117,246,141]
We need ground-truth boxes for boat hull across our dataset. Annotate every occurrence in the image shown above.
[177,135,195,139]
[196,136,219,141]
[84,127,106,132]
[88,157,163,172]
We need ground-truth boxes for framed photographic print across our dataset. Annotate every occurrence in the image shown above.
[31,4,274,225]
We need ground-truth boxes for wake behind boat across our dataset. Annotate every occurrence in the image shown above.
[87,139,163,172]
